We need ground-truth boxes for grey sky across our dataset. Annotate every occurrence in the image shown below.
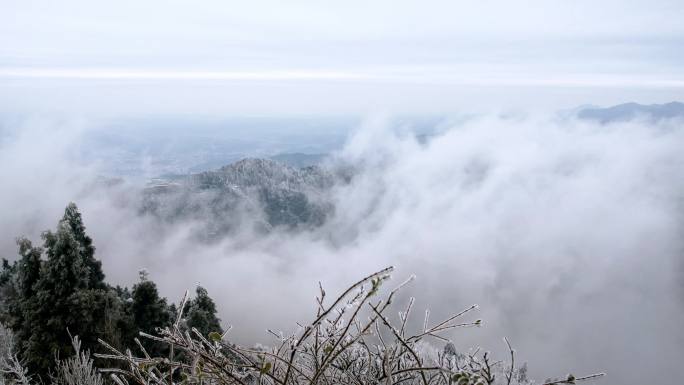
[1,0,683,113]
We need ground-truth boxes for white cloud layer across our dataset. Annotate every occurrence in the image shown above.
[0,113,682,384]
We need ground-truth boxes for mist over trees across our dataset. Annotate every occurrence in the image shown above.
[0,102,681,385]
[140,158,338,240]
[0,203,221,380]
[0,202,605,385]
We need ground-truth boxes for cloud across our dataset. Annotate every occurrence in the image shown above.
[2,0,684,114]
[0,113,682,384]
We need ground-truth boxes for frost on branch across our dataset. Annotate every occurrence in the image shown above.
[0,323,30,385]
[95,267,604,385]
[51,333,104,385]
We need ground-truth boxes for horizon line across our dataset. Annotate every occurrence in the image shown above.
[2,67,684,88]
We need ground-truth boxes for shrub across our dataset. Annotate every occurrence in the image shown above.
[95,267,604,385]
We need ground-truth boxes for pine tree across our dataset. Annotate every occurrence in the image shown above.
[185,286,222,337]
[62,203,106,289]
[3,238,42,347]
[129,270,172,356]
[14,238,42,303]
[19,205,111,378]
[0,258,17,325]
[0,258,15,288]
[0,239,43,327]
[105,286,135,350]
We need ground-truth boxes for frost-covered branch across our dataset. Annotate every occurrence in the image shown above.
[51,333,104,385]
[0,324,30,385]
[94,267,603,385]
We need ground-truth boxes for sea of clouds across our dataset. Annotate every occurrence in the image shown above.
[0,112,682,384]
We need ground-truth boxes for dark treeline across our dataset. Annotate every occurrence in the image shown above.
[0,203,223,381]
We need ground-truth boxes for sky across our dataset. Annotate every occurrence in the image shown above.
[1,0,684,115]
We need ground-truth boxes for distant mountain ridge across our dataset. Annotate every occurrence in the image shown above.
[577,101,684,123]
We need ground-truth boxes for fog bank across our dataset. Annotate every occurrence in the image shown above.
[0,113,682,384]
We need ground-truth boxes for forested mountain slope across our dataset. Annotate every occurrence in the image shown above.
[140,158,340,238]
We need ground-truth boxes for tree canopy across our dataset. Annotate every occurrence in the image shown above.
[0,203,223,379]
